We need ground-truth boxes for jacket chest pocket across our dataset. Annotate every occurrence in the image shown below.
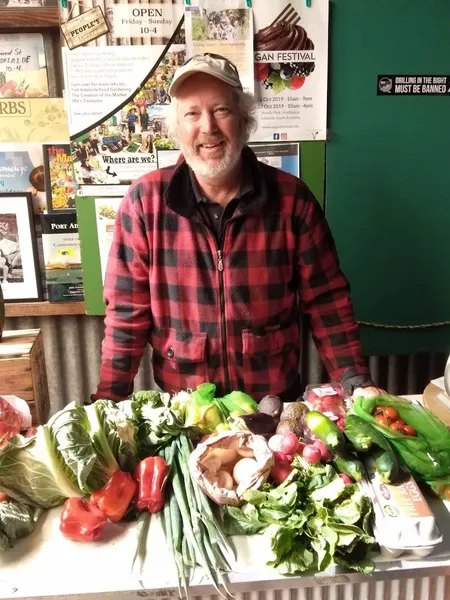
[241,320,300,397]
[150,328,208,391]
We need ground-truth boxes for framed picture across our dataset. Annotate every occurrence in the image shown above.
[0,193,42,302]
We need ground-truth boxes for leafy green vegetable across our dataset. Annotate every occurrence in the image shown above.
[223,461,375,575]
[0,499,43,551]
[128,390,185,450]
[48,404,118,493]
[86,400,138,472]
[0,429,83,508]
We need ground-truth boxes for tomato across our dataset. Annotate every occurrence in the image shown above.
[374,405,398,423]
[402,425,417,437]
[443,486,450,501]
[383,407,398,421]
[390,420,405,432]
[375,413,389,426]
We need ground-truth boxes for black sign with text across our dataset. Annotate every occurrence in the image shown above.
[377,75,450,95]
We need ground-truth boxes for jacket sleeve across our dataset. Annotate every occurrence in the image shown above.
[296,186,372,390]
[95,186,152,401]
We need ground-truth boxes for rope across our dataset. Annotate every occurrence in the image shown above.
[357,320,450,329]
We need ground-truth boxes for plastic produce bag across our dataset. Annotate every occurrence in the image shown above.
[0,398,22,449]
[352,395,450,480]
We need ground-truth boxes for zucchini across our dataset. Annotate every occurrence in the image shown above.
[305,411,346,451]
[334,453,365,482]
[344,414,374,451]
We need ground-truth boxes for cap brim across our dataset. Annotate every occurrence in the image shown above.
[169,67,241,98]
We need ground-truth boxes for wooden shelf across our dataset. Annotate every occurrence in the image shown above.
[5,301,86,318]
[0,8,59,29]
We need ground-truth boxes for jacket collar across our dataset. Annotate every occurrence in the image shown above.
[163,145,269,219]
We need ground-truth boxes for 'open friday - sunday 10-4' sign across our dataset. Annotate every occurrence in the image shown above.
[378,75,450,95]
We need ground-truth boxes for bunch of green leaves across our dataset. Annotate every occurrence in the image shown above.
[125,390,185,451]
[222,461,375,575]
[352,395,450,479]
[0,499,43,551]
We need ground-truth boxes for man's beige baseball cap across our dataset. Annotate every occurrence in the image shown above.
[169,53,243,98]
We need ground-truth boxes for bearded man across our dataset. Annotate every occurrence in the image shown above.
[94,53,383,403]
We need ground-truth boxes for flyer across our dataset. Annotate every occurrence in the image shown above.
[251,0,328,141]
[250,142,300,177]
[60,0,186,193]
[94,197,122,283]
[42,143,76,211]
[184,2,254,93]
[0,144,46,214]
[41,211,84,302]
[0,33,49,98]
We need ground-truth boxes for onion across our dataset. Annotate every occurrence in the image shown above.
[232,458,259,484]
[216,470,234,490]
[210,448,238,464]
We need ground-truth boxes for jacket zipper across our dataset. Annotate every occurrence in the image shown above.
[217,248,231,393]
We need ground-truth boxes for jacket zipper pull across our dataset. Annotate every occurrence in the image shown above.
[217,250,224,272]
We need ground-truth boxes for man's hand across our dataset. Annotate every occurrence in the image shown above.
[352,386,385,398]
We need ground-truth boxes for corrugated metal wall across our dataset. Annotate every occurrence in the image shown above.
[5,316,448,416]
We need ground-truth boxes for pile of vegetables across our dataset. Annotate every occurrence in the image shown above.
[2,381,450,593]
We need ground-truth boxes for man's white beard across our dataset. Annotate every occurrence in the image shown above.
[180,138,245,180]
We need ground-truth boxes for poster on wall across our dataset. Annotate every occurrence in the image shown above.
[60,0,186,195]
[156,142,300,176]
[251,0,328,142]
[0,33,49,98]
[184,1,254,93]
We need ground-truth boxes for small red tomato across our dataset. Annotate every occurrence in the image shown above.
[312,440,332,462]
[254,63,269,82]
[271,463,293,484]
[302,445,322,464]
[443,486,450,501]
[375,414,389,426]
[339,473,353,485]
[402,425,417,437]
[390,420,404,432]
[290,75,306,90]
[383,407,398,421]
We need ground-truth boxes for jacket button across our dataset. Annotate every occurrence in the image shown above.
[166,347,174,358]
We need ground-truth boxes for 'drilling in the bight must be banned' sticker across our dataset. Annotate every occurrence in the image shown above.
[250,0,329,142]
[377,75,450,95]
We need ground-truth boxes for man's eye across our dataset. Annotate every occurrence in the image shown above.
[185,112,198,117]
[215,107,230,114]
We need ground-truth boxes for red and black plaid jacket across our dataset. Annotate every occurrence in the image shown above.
[96,146,371,402]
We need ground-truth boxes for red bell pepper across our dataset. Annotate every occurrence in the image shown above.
[90,471,136,522]
[60,497,107,542]
[134,456,169,514]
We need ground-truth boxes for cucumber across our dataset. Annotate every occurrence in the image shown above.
[305,411,346,451]
[334,453,365,482]
[344,415,401,484]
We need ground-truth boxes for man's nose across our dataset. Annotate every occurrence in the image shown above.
[199,111,217,134]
